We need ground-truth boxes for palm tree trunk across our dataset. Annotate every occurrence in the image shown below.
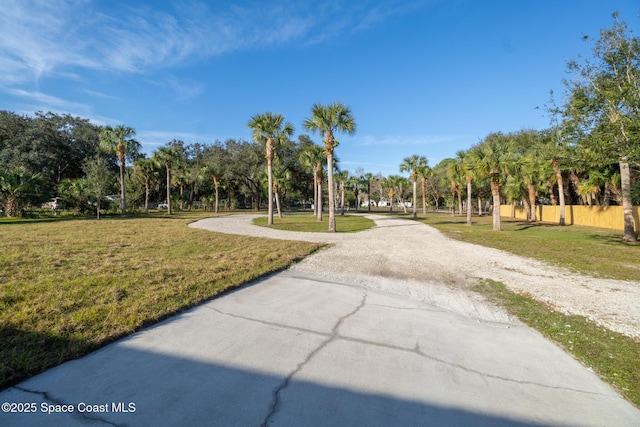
[552,160,565,226]
[466,177,472,226]
[317,180,323,221]
[119,157,126,215]
[267,158,274,225]
[619,160,637,242]
[527,183,537,222]
[179,184,184,211]
[166,166,172,215]
[275,188,282,219]
[214,177,219,213]
[6,195,17,217]
[327,152,336,231]
[421,178,427,216]
[144,179,150,214]
[340,181,345,216]
[412,179,417,219]
[491,180,501,231]
[312,173,317,216]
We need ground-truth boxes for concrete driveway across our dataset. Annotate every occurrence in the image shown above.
[1,216,639,426]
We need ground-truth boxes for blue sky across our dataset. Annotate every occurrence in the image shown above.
[2,0,639,178]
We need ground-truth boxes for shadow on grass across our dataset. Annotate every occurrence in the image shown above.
[586,233,640,246]
[0,327,92,390]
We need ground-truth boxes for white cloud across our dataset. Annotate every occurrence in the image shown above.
[6,88,90,112]
[355,134,470,146]
[0,1,426,84]
[82,89,121,100]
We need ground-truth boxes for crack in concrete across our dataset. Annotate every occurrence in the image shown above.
[207,306,331,338]
[260,290,368,427]
[411,343,603,397]
[209,296,600,399]
[13,386,119,426]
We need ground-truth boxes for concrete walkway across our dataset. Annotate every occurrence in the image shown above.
[1,217,639,426]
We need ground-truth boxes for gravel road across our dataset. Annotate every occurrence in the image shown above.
[190,214,640,339]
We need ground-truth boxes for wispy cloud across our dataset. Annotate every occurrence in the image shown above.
[0,0,426,84]
[82,89,121,100]
[355,134,470,146]
[7,88,90,112]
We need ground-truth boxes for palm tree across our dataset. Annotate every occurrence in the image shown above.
[458,149,477,226]
[381,176,397,212]
[0,168,42,217]
[248,113,294,225]
[336,169,350,215]
[134,157,160,213]
[361,172,375,212]
[416,165,431,216]
[303,103,356,232]
[99,125,140,215]
[154,142,184,215]
[348,174,363,212]
[469,133,515,231]
[272,163,293,219]
[446,156,465,216]
[298,143,326,220]
[400,155,427,219]
[541,128,569,225]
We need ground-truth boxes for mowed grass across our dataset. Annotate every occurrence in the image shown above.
[414,213,640,282]
[253,213,376,233]
[0,212,323,389]
[476,280,640,408]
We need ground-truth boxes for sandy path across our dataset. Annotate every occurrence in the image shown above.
[190,214,640,339]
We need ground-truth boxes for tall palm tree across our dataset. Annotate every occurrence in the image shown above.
[248,113,294,225]
[348,174,363,212]
[298,143,326,219]
[336,169,350,215]
[361,172,375,212]
[400,154,427,219]
[469,133,515,231]
[446,156,465,216]
[459,149,477,225]
[541,128,569,225]
[416,165,431,216]
[99,125,139,215]
[381,176,397,212]
[154,143,184,215]
[134,157,160,213]
[303,103,356,232]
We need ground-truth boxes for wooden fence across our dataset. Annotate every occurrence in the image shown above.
[499,205,640,231]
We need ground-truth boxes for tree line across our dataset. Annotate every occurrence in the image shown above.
[1,14,638,239]
[429,13,640,242]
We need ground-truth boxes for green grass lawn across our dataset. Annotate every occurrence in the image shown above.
[253,213,376,233]
[0,212,323,389]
